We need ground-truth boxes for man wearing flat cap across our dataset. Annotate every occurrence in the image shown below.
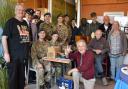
[39,12,54,40]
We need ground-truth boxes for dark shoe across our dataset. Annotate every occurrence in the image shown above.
[108,78,115,85]
[45,82,51,89]
[40,85,45,89]
[108,78,115,81]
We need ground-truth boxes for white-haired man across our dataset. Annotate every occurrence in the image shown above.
[65,40,96,89]
[88,29,109,85]
[2,3,30,89]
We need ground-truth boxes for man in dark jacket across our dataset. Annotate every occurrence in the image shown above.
[69,19,81,45]
[99,16,112,78]
[88,29,109,86]
[99,16,112,39]
[65,40,95,89]
[89,12,101,36]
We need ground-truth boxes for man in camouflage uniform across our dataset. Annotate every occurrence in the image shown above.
[31,29,51,89]
[48,31,63,78]
[64,14,72,43]
[53,14,69,46]
[53,21,72,77]
[49,31,62,46]
[39,12,54,40]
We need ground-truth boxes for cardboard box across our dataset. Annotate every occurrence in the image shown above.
[47,46,61,59]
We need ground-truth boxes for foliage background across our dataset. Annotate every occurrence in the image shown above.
[0,0,16,28]
[52,0,76,24]
[0,57,8,89]
[0,3,16,88]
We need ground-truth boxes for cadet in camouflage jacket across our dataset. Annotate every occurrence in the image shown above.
[53,14,69,45]
[39,12,54,40]
[31,29,51,89]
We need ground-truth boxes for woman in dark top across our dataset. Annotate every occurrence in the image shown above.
[79,18,91,44]
[69,19,80,45]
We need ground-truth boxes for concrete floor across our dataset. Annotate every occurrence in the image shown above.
[25,78,115,89]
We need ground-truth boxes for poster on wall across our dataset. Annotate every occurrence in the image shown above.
[103,12,124,16]
[97,16,114,24]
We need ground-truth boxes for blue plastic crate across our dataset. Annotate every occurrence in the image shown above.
[56,77,73,89]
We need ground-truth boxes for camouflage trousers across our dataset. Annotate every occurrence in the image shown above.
[35,60,51,89]
[52,62,72,79]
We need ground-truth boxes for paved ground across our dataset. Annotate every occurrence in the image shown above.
[25,78,115,89]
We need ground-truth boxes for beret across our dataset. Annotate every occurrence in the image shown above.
[38,28,45,34]
[44,12,51,17]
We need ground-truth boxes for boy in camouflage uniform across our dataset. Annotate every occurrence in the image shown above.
[53,14,69,46]
[48,31,63,78]
[49,31,71,80]
[31,29,51,89]
[64,14,72,43]
[39,13,54,40]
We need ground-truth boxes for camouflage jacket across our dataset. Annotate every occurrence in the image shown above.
[39,22,54,40]
[48,40,62,47]
[31,40,49,66]
[65,24,72,41]
[53,24,69,45]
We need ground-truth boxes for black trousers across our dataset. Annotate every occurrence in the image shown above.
[7,60,25,89]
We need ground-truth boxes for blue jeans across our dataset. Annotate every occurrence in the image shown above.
[95,55,104,77]
[109,54,124,79]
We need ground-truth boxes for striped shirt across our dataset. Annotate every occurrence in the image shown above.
[110,32,121,54]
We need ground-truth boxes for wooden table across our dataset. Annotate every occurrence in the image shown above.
[43,57,71,77]
[43,57,71,64]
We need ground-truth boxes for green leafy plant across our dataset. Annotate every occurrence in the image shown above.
[0,0,16,28]
[0,57,8,89]
[0,1,16,89]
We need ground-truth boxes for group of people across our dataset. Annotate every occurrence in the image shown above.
[1,3,128,89]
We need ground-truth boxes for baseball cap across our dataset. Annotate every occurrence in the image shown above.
[25,8,35,16]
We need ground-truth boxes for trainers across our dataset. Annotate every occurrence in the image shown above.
[102,77,108,86]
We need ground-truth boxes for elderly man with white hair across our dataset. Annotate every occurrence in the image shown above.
[2,3,30,89]
[65,40,96,89]
[88,29,109,86]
